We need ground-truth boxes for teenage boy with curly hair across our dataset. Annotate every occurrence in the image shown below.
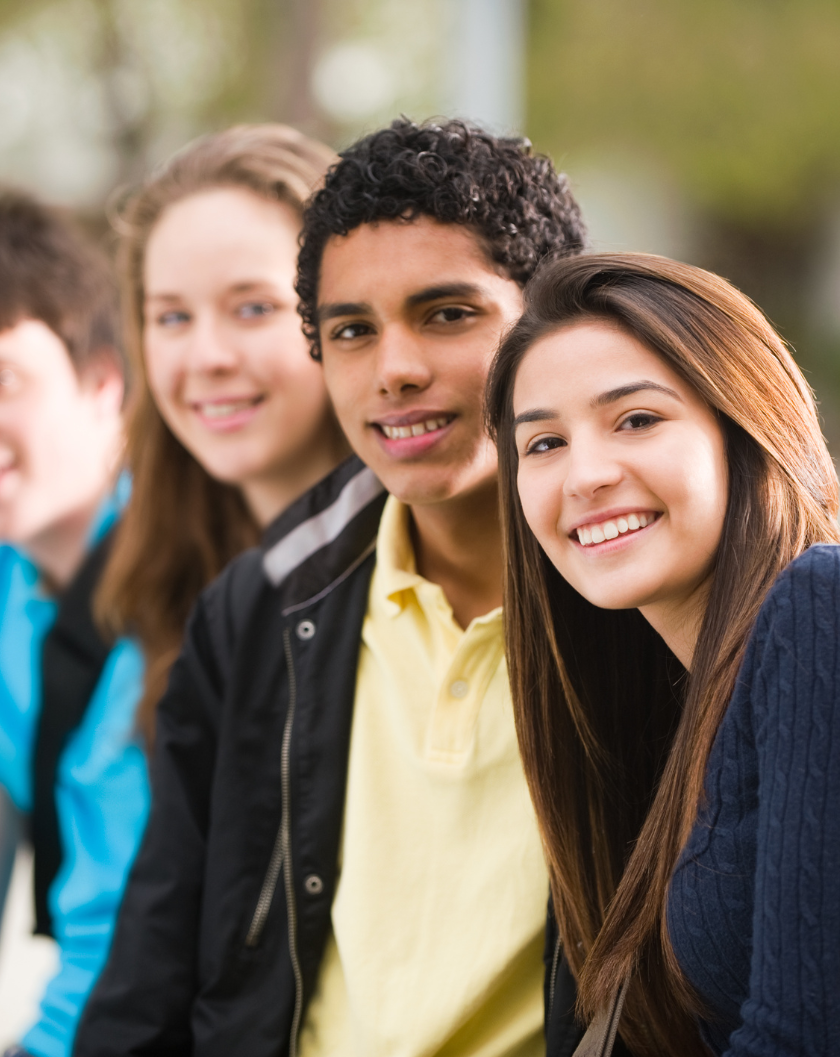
[76,119,586,1057]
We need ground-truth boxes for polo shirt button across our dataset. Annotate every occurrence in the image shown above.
[304,874,324,895]
[296,620,316,640]
[449,679,469,699]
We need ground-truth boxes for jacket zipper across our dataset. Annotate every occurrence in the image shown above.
[281,627,305,1057]
[244,834,284,947]
[548,933,561,1021]
[243,628,295,947]
[242,627,304,1057]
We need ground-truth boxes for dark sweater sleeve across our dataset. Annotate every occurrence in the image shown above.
[726,545,840,1056]
[73,594,224,1056]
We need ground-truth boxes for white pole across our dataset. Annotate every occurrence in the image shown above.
[445,0,526,135]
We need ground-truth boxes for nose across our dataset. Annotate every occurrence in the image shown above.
[374,324,433,397]
[562,433,624,499]
[183,314,239,375]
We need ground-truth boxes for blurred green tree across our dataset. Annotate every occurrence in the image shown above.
[528,0,840,445]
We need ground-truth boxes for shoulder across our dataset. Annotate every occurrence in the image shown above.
[754,544,840,643]
[202,544,267,619]
[772,543,840,591]
[0,544,35,594]
[743,546,840,728]
[191,545,269,679]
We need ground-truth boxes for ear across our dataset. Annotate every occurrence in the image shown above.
[79,346,125,417]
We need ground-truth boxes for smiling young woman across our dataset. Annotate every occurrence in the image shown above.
[97,125,348,743]
[487,253,840,1056]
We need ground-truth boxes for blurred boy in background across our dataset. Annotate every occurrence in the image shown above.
[0,192,149,1057]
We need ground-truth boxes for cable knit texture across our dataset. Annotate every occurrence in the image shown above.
[669,544,840,1056]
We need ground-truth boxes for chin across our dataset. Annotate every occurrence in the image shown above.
[197,464,251,490]
[562,575,649,612]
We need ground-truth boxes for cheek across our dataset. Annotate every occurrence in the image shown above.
[266,341,327,400]
[143,341,176,406]
[517,466,564,550]
[669,434,728,532]
[321,360,361,430]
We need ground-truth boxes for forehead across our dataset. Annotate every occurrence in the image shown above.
[145,188,300,290]
[0,318,75,374]
[317,215,507,304]
[514,320,689,406]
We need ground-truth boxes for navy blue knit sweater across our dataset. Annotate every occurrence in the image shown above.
[668,544,840,1056]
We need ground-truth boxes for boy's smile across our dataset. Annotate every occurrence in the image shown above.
[317,216,523,508]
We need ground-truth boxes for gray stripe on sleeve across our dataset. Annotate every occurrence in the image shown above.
[262,468,385,586]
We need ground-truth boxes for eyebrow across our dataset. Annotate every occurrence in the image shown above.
[513,408,555,429]
[405,282,485,307]
[513,381,682,430]
[317,282,486,325]
[317,301,373,323]
[146,280,275,303]
[592,381,682,408]
[144,293,181,304]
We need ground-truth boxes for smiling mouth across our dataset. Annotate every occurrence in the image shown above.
[377,415,454,440]
[193,396,264,419]
[575,511,660,547]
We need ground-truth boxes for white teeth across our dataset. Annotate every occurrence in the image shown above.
[576,513,656,547]
[200,399,256,419]
[381,417,450,440]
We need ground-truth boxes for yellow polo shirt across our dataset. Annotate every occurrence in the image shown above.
[299,497,548,1057]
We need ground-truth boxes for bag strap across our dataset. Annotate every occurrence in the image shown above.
[571,973,631,1057]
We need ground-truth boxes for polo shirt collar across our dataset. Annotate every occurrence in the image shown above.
[374,496,502,627]
[375,497,425,617]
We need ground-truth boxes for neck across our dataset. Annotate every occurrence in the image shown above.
[26,486,111,592]
[639,580,711,670]
[241,432,352,528]
[408,479,503,629]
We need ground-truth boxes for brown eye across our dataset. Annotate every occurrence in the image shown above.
[430,306,475,324]
[526,436,566,455]
[332,322,373,340]
[620,413,661,431]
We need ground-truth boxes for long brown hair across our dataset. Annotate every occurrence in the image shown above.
[97,125,337,743]
[486,253,840,1055]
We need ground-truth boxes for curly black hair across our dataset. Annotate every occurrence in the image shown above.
[297,117,586,358]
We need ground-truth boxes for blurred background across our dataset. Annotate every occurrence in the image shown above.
[0,0,839,1039]
[0,0,838,443]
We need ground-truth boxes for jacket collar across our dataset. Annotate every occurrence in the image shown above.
[261,455,387,613]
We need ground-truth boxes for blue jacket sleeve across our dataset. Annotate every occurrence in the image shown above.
[726,545,840,1056]
[22,639,149,1057]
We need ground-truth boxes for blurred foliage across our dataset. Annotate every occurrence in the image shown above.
[527,0,840,225]
[1,0,838,441]
[527,0,840,451]
[0,0,291,193]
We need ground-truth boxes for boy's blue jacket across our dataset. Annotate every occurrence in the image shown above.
[0,485,150,1057]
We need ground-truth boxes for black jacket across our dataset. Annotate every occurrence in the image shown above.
[74,456,584,1057]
